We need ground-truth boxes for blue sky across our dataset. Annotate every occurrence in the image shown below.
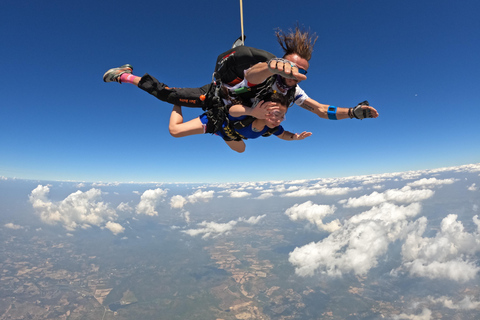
[1,0,479,183]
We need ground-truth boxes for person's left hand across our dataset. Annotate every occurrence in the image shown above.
[293,131,312,140]
[363,106,379,118]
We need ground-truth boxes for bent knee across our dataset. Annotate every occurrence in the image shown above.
[234,146,246,153]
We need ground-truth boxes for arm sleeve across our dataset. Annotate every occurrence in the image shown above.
[273,125,285,136]
[294,85,309,106]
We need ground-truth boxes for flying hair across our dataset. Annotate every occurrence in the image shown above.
[275,24,318,61]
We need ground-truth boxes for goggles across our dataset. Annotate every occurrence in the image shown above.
[267,109,286,121]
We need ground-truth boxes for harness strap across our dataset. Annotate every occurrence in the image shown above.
[222,124,245,141]
[231,116,280,138]
[261,127,279,137]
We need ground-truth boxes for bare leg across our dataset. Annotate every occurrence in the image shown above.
[225,140,246,153]
[169,105,204,138]
[129,75,141,86]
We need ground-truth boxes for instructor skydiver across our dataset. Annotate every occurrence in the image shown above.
[103,24,378,121]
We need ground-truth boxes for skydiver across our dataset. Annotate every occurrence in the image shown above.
[103,25,378,121]
[168,92,311,153]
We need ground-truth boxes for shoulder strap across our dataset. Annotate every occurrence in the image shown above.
[262,126,279,137]
[231,116,279,138]
[232,116,255,130]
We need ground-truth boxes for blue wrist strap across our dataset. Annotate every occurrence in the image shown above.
[327,106,338,120]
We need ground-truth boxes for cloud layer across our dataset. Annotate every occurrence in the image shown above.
[401,214,480,282]
[25,163,480,285]
[289,202,422,277]
[29,185,117,231]
[287,167,480,283]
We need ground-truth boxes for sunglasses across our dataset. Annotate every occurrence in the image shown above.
[297,68,308,75]
[284,59,308,76]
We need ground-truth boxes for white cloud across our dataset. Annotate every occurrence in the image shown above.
[92,182,120,187]
[187,190,215,203]
[401,214,480,282]
[457,163,480,173]
[169,190,215,209]
[170,195,187,209]
[136,188,168,216]
[256,192,273,199]
[183,211,191,224]
[4,223,23,230]
[282,188,319,197]
[318,208,480,283]
[282,186,359,197]
[287,179,309,184]
[181,214,266,239]
[321,187,361,196]
[285,201,340,232]
[467,183,477,191]
[361,177,389,185]
[288,202,422,277]
[117,202,133,212]
[239,214,266,225]
[392,308,432,320]
[405,259,478,283]
[105,221,125,235]
[407,177,457,188]
[340,187,434,208]
[229,191,250,198]
[29,185,117,231]
[400,172,423,181]
[429,295,480,310]
[273,184,300,193]
[183,220,237,239]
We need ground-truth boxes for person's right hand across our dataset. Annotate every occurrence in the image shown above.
[268,58,307,81]
[251,100,280,119]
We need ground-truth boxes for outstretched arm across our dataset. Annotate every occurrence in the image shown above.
[277,131,312,141]
[245,59,307,85]
[301,98,379,120]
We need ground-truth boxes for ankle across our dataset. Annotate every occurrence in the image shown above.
[120,73,139,84]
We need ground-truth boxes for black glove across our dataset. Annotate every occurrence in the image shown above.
[350,100,372,119]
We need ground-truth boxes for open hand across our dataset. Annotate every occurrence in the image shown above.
[293,131,312,140]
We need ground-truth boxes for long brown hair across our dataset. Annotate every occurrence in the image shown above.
[275,24,318,61]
